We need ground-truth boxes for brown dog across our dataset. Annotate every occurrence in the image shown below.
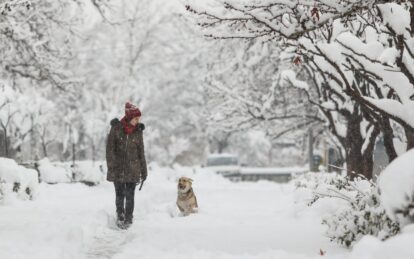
[176,177,198,216]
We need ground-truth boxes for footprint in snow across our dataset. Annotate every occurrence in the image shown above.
[85,214,134,259]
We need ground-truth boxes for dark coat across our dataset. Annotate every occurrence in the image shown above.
[106,118,147,183]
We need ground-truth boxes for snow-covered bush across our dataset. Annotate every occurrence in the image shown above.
[379,149,414,225]
[38,159,106,185]
[55,161,106,186]
[38,158,71,184]
[0,158,39,200]
[37,159,106,185]
[295,173,400,247]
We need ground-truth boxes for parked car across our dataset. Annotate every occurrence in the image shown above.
[205,153,241,179]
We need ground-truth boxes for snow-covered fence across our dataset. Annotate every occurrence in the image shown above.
[209,166,307,183]
[239,166,307,183]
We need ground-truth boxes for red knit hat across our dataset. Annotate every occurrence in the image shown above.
[125,102,141,119]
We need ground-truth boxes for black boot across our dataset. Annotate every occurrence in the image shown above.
[117,211,125,222]
[124,216,133,228]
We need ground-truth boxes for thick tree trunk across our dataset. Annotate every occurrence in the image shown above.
[344,115,378,180]
[345,139,375,180]
[344,116,364,179]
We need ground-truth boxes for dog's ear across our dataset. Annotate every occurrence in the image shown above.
[188,178,193,182]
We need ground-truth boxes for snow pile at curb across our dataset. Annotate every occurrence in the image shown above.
[0,157,39,199]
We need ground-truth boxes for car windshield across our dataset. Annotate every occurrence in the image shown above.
[206,156,238,166]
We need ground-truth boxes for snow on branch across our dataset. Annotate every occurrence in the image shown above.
[186,0,381,40]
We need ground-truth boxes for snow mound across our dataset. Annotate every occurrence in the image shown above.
[350,228,414,259]
[379,149,414,223]
[53,161,106,185]
[0,157,39,198]
[73,161,105,184]
[38,159,106,185]
[38,158,71,184]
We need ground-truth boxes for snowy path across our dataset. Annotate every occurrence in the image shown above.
[0,167,349,259]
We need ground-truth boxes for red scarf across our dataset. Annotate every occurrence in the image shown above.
[120,117,137,135]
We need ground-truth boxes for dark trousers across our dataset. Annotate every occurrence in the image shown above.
[114,182,137,220]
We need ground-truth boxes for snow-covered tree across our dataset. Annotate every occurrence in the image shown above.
[70,2,211,165]
[205,39,322,139]
[187,0,414,178]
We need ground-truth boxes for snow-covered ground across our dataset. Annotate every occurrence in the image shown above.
[0,165,351,259]
[1,164,413,258]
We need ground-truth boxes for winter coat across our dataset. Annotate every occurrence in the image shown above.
[106,118,147,183]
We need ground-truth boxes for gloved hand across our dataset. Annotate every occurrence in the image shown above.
[137,175,147,190]
[136,175,146,185]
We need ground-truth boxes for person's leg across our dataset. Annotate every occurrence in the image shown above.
[124,183,137,224]
[114,182,126,221]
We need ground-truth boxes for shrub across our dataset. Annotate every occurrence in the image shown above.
[295,173,400,247]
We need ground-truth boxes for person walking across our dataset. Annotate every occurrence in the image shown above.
[106,102,147,228]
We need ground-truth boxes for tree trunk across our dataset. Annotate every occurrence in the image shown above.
[344,115,378,180]
[382,119,398,162]
[308,128,314,172]
[72,143,76,167]
[345,142,375,180]
[92,141,96,163]
[217,141,227,154]
[405,127,414,150]
[361,128,379,179]
[42,141,48,158]
[410,0,414,34]
[3,129,9,158]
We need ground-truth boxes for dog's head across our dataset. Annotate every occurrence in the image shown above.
[178,177,193,193]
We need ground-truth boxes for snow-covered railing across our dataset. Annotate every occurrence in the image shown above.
[222,166,308,183]
[240,166,307,175]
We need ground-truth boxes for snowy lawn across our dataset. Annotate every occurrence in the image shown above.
[0,166,350,259]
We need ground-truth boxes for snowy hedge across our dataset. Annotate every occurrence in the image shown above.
[295,173,400,247]
[38,159,105,185]
[0,158,39,200]
[54,161,106,185]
